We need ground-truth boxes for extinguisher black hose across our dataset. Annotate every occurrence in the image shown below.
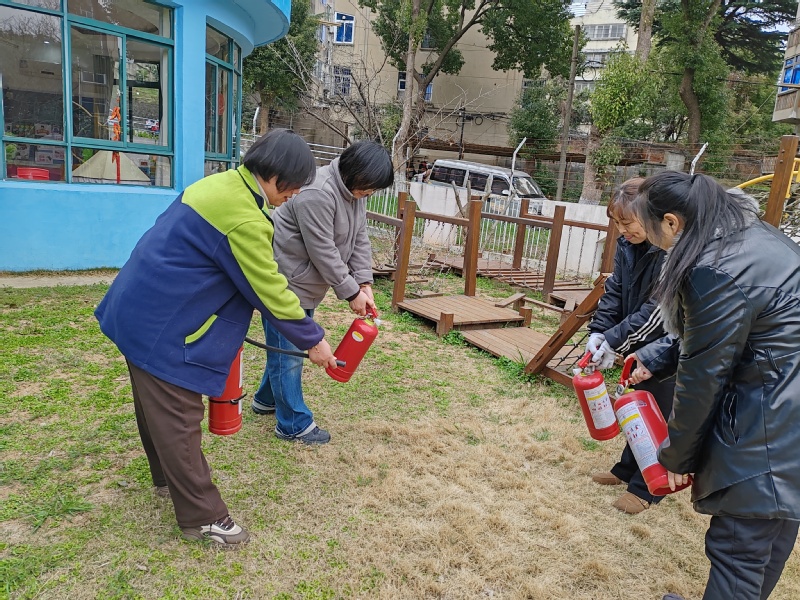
[244,336,346,367]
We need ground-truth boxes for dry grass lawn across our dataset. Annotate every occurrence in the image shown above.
[1,278,799,599]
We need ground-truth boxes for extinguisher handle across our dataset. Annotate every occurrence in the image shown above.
[366,307,378,319]
[620,355,637,386]
[577,351,592,369]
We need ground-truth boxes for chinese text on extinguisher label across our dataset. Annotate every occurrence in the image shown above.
[616,401,658,469]
[584,383,616,429]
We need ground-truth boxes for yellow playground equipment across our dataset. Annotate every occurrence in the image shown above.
[736,158,800,199]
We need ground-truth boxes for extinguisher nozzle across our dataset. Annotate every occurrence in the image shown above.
[336,359,346,367]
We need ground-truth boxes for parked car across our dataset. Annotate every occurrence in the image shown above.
[145,119,160,132]
[426,159,546,215]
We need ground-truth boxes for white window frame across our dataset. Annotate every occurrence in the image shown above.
[584,23,626,41]
[334,12,354,45]
[584,51,609,68]
[398,72,406,91]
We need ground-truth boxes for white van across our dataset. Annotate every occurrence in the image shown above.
[426,159,546,215]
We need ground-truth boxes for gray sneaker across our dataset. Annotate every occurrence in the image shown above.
[181,515,250,545]
[251,400,276,415]
[155,485,170,499]
[275,426,331,445]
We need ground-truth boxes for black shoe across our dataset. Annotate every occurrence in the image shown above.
[275,425,330,445]
[181,515,250,545]
[251,400,276,415]
[155,485,170,498]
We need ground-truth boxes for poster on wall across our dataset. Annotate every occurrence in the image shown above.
[35,148,54,164]
[13,143,31,160]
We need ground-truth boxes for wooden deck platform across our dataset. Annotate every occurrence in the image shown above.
[397,294,525,336]
[428,255,589,292]
[460,327,578,386]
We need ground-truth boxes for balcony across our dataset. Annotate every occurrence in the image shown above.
[773,89,800,124]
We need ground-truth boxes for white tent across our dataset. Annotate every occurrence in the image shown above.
[72,151,152,185]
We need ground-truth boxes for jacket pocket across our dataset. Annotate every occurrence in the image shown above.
[184,315,248,374]
[717,391,739,446]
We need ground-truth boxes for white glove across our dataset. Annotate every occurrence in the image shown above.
[586,333,605,356]
[591,339,617,370]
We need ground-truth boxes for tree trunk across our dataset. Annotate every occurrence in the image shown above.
[635,0,657,61]
[580,125,603,205]
[679,67,701,146]
[257,103,271,135]
[393,0,421,176]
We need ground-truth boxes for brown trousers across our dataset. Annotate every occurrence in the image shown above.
[127,361,228,528]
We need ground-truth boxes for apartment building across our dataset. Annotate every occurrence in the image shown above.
[310,0,637,162]
[773,3,800,125]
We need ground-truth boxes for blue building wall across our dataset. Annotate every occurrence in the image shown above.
[0,0,289,271]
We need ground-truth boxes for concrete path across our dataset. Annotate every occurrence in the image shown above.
[0,272,117,288]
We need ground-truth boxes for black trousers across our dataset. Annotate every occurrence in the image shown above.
[127,361,229,528]
[610,375,675,503]
[703,515,799,600]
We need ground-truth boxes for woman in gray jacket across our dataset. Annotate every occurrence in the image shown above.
[631,171,800,600]
[251,141,394,444]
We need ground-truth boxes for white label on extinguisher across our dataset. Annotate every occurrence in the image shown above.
[616,402,658,470]
[584,383,616,429]
[351,331,364,342]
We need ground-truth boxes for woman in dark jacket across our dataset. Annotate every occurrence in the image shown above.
[586,178,675,514]
[631,171,800,600]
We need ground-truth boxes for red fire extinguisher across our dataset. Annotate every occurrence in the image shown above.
[208,346,245,436]
[613,356,692,496]
[326,308,380,383]
[572,351,620,441]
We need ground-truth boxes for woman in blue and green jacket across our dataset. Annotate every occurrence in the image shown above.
[95,129,338,546]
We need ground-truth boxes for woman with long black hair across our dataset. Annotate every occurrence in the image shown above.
[630,171,800,600]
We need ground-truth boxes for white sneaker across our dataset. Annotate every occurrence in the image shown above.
[181,515,250,545]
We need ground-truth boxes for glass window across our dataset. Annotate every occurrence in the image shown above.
[0,7,64,140]
[68,0,171,37]
[204,160,228,177]
[514,176,543,197]
[468,172,488,192]
[72,146,170,185]
[206,26,229,61]
[491,176,509,195]
[11,0,61,8]
[71,26,122,141]
[397,72,406,91]
[334,65,351,97]
[430,166,465,187]
[584,23,625,41]
[335,13,354,44]
[4,142,66,181]
[1,2,174,185]
[205,62,216,153]
[424,82,433,102]
[126,39,169,146]
[204,26,240,172]
[204,61,232,155]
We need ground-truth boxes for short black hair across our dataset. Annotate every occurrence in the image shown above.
[338,141,394,192]
[243,129,316,191]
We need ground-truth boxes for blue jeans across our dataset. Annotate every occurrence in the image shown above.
[254,310,315,437]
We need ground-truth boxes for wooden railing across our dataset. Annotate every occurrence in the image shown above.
[370,192,617,310]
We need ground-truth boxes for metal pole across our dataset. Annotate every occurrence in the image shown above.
[458,106,466,160]
[555,25,581,203]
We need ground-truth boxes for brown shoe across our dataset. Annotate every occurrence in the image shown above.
[613,492,651,515]
[591,471,624,486]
